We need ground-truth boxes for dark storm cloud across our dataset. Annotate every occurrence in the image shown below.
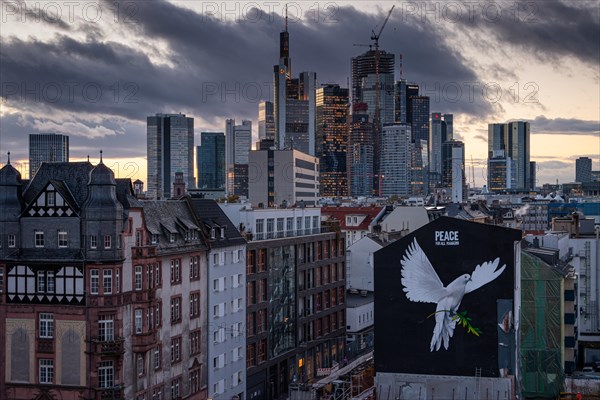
[1,0,494,130]
[523,115,600,136]
[455,0,600,66]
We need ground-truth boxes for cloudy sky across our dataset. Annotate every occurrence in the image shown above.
[1,0,598,186]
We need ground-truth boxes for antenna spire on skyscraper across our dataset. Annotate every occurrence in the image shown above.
[285,3,288,32]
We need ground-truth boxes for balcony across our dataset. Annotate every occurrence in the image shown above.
[37,338,54,353]
[97,386,124,400]
[92,338,124,355]
[132,331,157,353]
[132,246,157,259]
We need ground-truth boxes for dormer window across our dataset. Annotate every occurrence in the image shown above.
[220,227,226,239]
[211,228,216,240]
[170,233,175,243]
[151,234,158,244]
[104,235,112,249]
[35,231,45,248]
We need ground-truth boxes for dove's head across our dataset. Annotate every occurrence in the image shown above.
[461,274,471,283]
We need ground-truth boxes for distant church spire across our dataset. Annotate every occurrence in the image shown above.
[7,151,10,164]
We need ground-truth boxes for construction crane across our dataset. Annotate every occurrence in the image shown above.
[353,43,373,51]
[371,5,395,51]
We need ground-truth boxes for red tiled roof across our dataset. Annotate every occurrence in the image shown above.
[321,206,384,231]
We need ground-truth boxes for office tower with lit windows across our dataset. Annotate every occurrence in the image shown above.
[506,121,531,191]
[29,133,69,178]
[316,84,350,197]
[226,119,252,197]
[197,132,226,190]
[347,104,375,197]
[486,122,530,191]
[146,113,195,199]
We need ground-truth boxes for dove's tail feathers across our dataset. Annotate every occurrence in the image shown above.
[430,311,458,352]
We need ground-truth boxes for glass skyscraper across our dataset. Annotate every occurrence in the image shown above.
[29,133,69,178]
[146,113,195,199]
[197,132,225,190]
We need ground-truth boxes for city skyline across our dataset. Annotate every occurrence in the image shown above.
[1,0,598,186]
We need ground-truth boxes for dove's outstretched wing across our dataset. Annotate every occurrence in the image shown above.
[401,238,446,303]
[465,257,506,294]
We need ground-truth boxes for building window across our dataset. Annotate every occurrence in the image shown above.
[115,269,120,293]
[170,377,181,399]
[135,309,143,334]
[232,370,242,387]
[90,235,97,249]
[104,235,111,249]
[103,270,112,294]
[212,253,219,265]
[90,269,99,294]
[190,368,200,394]
[190,329,201,355]
[47,191,55,206]
[98,360,114,388]
[154,346,161,370]
[135,266,143,291]
[39,359,54,384]
[190,292,200,319]
[169,233,175,243]
[99,317,114,341]
[57,231,68,248]
[151,234,158,244]
[0,267,3,292]
[8,234,16,248]
[137,353,145,376]
[35,231,44,247]
[37,271,46,293]
[170,336,182,364]
[39,313,54,338]
[170,296,181,324]
[170,259,181,283]
[190,256,199,279]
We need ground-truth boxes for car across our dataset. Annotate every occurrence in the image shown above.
[582,366,594,373]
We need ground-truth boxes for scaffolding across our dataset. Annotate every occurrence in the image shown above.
[520,251,565,399]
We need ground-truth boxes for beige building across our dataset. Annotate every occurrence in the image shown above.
[248,149,319,207]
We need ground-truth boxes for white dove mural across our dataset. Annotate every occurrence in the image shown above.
[400,237,507,352]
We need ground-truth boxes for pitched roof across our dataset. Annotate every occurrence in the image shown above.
[23,162,94,207]
[187,198,246,248]
[321,206,383,231]
[140,200,207,252]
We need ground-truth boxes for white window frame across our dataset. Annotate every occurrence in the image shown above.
[98,360,114,388]
[90,235,97,249]
[154,347,161,370]
[39,313,54,338]
[135,266,142,291]
[39,359,54,384]
[103,269,113,294]
[8,234,16,248]
[104,235,111,249]
[90,269,99,295]
[35,230,44,247]
[99,317,114,342]
[135,309,143,334]
[57,231,68,248]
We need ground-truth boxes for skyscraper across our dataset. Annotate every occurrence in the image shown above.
[486,122,530,191]
[273,23,317,155]
[351,50,395,105]
[197,132,226,190]
[380,123,411,196]
[316,84,349,197]
[29,133,69,178]
[146,113,194,199]
[226,119,252,197]
[258,101,275,142]
[506,121,531,191]
[429,113,452,188]
[347,104,374,197]
[576,157,592,183]
[442,140,465,202]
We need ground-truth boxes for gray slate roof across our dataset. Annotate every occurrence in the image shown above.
[187,198,246,249]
